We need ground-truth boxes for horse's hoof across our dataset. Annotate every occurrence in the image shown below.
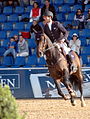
[81,102,86,107]
[71,101,76,106]
[64,94,71,100]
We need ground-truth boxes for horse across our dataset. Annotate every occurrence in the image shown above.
[36,33,86,107]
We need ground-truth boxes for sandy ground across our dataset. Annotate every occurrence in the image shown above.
[17,98,90,119]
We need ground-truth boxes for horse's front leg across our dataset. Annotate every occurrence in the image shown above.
[54,79,69,100]
[63,69,76,106]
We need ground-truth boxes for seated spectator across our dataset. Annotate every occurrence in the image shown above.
[73,9,85,29]
[3,37,16,59]
[40,0,57,22]
[69,33,81,55]
[30,19,43,40]
[17,35,29,57]
[29,1,41,22]
[85,8,90,29]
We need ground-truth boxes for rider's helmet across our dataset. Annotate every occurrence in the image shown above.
[43,11,53,19]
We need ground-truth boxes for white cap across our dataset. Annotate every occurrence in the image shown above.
[72,33,78,37]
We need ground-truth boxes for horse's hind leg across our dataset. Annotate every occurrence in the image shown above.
[63,69,76,106]
[78,78,86,107]
[54,79,69,100]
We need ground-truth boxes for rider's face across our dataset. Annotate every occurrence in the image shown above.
[43,16,51,23]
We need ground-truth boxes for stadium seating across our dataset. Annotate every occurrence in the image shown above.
[2,22,13,31]
[13,22,25,31]
[0,14,7,22]
[0,31,7,39]
[54,0,64,5]
[8,14,19,22]
[3,6,13,15]
[14,6,24,15]
[37,57,47,67]
[13,56,26,67]
[85,4,90,12]
[71,5,82,13]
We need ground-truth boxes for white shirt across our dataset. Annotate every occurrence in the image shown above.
[47,20,52,31]
[69,39,81,55]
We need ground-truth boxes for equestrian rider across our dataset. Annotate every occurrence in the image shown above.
[43,10,75,72]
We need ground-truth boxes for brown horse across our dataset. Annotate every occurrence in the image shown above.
[36,33,86,107]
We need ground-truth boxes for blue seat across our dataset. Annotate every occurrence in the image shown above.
[63,21,72,28]
[64,0,75,5]
[0,31,7,39]
[13,56,26,67]
[2,56,14,67]
[0,14,7,22]
[8,31,19,38]
[67,13,75,21]
[20,13,29,20]
[14,22,25,31]
[54,0,64,5]
[85,4,90,12]
[79,29,90,38]
[8,14,19,22]
[37,57,47,67]
[25,55,38,67]
[27,38,36,49]
[3,6,13,15]
[2,39,10,48]
[81,55,88,66]
[72,5,82,12]
[14,6,24,15]
[69,29,79,37]
[81,46,90,55]
[25,22,32,30]
[57,13,65,22]
[3,22,13,31]
[25,6,33,13]
[80,37,87,46]
[0,46,6,56]
[60,5,71,13]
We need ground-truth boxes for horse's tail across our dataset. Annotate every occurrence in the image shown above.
[69,75,82,91]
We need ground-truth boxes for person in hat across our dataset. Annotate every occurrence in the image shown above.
[69,33,81,55]
[43,10,76,72]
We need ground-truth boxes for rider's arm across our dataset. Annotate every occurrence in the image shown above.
[57,21,69,41]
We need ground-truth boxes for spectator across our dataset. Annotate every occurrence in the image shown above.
[73,9,85,29]
[17,35,29,57]
[30,19,43,40]
[40,0,57,22]
[29,1,41,22]
[85,8,90,29]
[3,37,16,59]
[69,33,81,55]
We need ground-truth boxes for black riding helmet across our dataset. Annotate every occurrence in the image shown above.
[43,11,53,18]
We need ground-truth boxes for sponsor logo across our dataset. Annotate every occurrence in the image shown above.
[0,74,20,89]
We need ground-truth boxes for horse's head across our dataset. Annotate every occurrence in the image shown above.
[36,33,48,57]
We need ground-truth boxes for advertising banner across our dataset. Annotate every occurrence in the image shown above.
[0,67,90,98]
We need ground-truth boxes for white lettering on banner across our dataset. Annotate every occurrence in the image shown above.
[45,81,55,88]
[0,79,15,87]
[0,74,20,89]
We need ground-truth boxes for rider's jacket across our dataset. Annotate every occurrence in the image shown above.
[44,21,68,43]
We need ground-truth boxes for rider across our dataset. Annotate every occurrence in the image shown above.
[42,10,75,72]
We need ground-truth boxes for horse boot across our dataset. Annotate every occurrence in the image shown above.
[66,54,76,73]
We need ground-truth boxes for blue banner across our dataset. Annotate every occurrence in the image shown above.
[0,67,90,98]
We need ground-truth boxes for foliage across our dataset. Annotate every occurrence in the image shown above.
[0,85,24,119]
